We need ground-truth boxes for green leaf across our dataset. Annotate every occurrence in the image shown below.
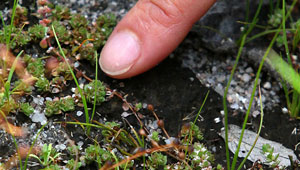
[266,49,300,93]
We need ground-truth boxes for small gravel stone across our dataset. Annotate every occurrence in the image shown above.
[142,103,148,109]
[217,75,226,82]
[214,117,221,123]
[74,61,80,68]
[245,67,253,73]
[78,141,84,147]
[241,74,251,82]
[55,144,66,151]
[121,112,131,117]
[230,103,239,109]
[45,97,52,101]
[30,111,47,125]
[252,110,260,118]
[220,110,225,116]
[76,111,83,117]
[212,66,217,72]
[263,82,272,89]
[282,107,288,114]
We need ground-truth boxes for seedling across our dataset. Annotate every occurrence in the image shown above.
[29,143,61,167]
[35,76,50,92]
[262,144,280,168]
[45,97,75,117]
[83,80,106,104]
[84,144,113,167]
[28,24,47,40]
[66,159,81,170]
[181,122,203,144]
[20,103,34,116]
[148,152,167,170]
[189,143,214,168]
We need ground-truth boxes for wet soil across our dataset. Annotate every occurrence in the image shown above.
[74,57,300,169]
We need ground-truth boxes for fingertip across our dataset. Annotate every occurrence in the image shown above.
[99,30,141,77]
[100,0,216,79]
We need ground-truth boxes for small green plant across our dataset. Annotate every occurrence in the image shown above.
[51,20,71,43]
[13,79,32,94]
[45,97,75,117]
[262,144,280,168]
[151,131,159,142]
[268,8,282,28]
[59,97,75,112]
[45,100,61,116]
[190,143,214,168]
[27,58,45,77]
[66,159,81,170]
[41,164,62,170]
[35,77,50,92]
[28,24,47,40]
[20,103,34,116]
[135,102,142,111]
[84,144,113,167]
[148,152,167,170]
[83,80,106,104]
[30,143,61,167]
[180,122,203,144]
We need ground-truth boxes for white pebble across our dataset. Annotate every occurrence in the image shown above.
[282,107,288,114]
[121,112,131,117]
[252,110,260,118]
[76,111,83,117]
[214,117,221,123]
[263,82,271,89]
[241,74,251,82]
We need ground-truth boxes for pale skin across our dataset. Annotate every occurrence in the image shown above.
[99,0,216,79]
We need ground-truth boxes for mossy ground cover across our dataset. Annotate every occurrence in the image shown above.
[2,1,300,170]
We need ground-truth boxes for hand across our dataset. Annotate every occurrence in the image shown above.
[99,0,216,79]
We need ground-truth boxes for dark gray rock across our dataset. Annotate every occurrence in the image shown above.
[192,0,270,54]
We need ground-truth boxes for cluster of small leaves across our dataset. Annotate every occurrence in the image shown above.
[150,131,159,142]
[83,80,106,104]
[50,4,71,21]
[30,144,61,168]
[101,121,120,137]
[13,80,32,93]
[180,122,204,143]
[66,159,81,170]
[27,58,45,77]
[0,26,31,49]
[23,55,52,93]
[51,20,71,43]
[45,97,75,117]
[189,143,214,169]
[148,152,167,170]
[20,102,34,116]
[35,77,50,92]
[262,144,280,168]
[0,93,18,113]
[135,102,142,111]
[268,8,282,28]
[13,5,28,26]
[95,14,117,42]
[51,62,73,80]
[28,24,47,41]
[84,144,112,166]
[78,43,95,62]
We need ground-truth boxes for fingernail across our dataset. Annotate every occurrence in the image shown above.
[99,31,140,76]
